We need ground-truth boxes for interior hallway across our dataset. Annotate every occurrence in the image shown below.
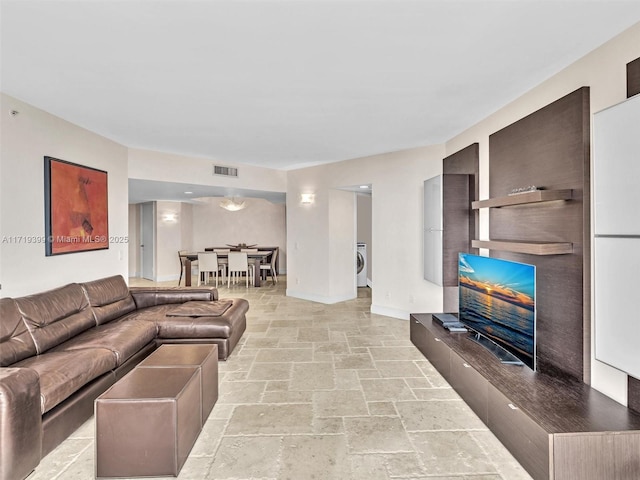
[28,275,532,479]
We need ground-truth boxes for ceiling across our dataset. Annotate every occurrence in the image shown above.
[3,1,640,202]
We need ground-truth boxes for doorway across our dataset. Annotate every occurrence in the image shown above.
[356,192,372,288]
[140,202,155,280]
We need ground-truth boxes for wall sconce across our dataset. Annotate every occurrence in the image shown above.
[300,193,315,205]
[162,212,178,223]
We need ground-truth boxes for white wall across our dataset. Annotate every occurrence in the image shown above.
[287,144,445,312]
[155,201,185,281]
[191,197,286,272]
[444,23,640,405]
[0,94,129,298]
[128,197,287,282]
[128,148,287,193]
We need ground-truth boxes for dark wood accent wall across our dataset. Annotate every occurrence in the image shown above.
[627,57,640,98]
[627,56,640,410]
[442,143,479,311]
[442,175,471,287]
[488,87,590,381]
[629,377,640,414]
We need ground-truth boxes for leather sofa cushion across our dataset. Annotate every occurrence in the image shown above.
[82,275,136,325]
[130,286,217,309]
[166,300,233,317]
[14,348,116,413]
[15,283,95,354]
[130,299,249,340]
[52,318,158,366]
[0,298,37,366]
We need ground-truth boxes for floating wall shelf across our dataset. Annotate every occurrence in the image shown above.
[471,239,573,255]
[472,189,573,209]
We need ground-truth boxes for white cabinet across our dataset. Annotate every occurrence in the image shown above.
[423,174,471,287]
[593,94,640,235]
[593,94,640,378]
[423,175,443,285]
[594,237,640,379]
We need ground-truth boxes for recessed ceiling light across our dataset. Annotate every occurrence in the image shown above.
[184,191,193,194]
[359,185,369,189]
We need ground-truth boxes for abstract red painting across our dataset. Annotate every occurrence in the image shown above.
[45,156,109,255]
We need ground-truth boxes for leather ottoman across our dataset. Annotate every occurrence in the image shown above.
[137,344,218,426]
[95,367,201,478]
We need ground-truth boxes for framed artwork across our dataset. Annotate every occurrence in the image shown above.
[44,156,109,256]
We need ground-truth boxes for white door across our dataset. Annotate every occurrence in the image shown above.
[140,202,155,280]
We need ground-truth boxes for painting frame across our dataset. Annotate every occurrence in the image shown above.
[44,156,109,256]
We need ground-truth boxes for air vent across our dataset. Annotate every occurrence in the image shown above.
[213,165,238,177]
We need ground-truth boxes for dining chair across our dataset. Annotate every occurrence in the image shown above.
[240,248,259,273]
[227,252,253,287]
[213,248,230,271]
[260,248,278,284]
[178,250,197,286]
[197,252,225,287]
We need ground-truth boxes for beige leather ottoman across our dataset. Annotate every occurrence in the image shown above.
[95,367,201,478]
[138,344,219,426]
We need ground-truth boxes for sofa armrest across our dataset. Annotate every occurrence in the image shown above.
[0,367,42,480]
[129,287,218,309]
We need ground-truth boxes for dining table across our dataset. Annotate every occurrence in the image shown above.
[180,251,272,287]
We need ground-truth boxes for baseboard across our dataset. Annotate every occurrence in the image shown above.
[370,303,410,320]
[286,289,355,305]
[156,274,180,282]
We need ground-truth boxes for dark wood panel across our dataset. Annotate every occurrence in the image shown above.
[410,314,640,480]
[488,386,550,480]
[553,434,616,480]
[615,432,640,479]
[627,57,640,98]
[554,432,640,480]
[629,376,640,414]
[450,351,489,422]
[443,143,479,247]
[488,87,590,381]
[471,239,573,255]
[472,189,572,209]
[442,174,470,286]
[442,144,479,308]
[411,315,451,381]
[410,314,640,433]
[622,56,640,408]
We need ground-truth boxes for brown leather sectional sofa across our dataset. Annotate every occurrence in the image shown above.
[0,275,248,480]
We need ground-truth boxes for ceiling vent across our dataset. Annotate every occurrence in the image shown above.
[213,165,238,177]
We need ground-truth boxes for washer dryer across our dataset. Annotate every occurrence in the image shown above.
[356,243,367,287]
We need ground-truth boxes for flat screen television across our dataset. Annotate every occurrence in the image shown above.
[458,253,536,370]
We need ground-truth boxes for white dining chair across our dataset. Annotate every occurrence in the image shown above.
[241,248,259,275]
[260,248,278,284]
[227,252,253,287]
[197,252,225,287]
[213,248,230,271]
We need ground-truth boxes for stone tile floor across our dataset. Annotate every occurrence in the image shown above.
[29,275,532,479]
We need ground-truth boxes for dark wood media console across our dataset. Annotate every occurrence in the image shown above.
[410,313,640,480]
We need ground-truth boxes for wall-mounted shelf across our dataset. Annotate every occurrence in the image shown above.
[472,189,573,209]
[472,239,573,255]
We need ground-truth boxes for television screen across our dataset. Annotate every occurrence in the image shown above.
[458,253,536,370]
